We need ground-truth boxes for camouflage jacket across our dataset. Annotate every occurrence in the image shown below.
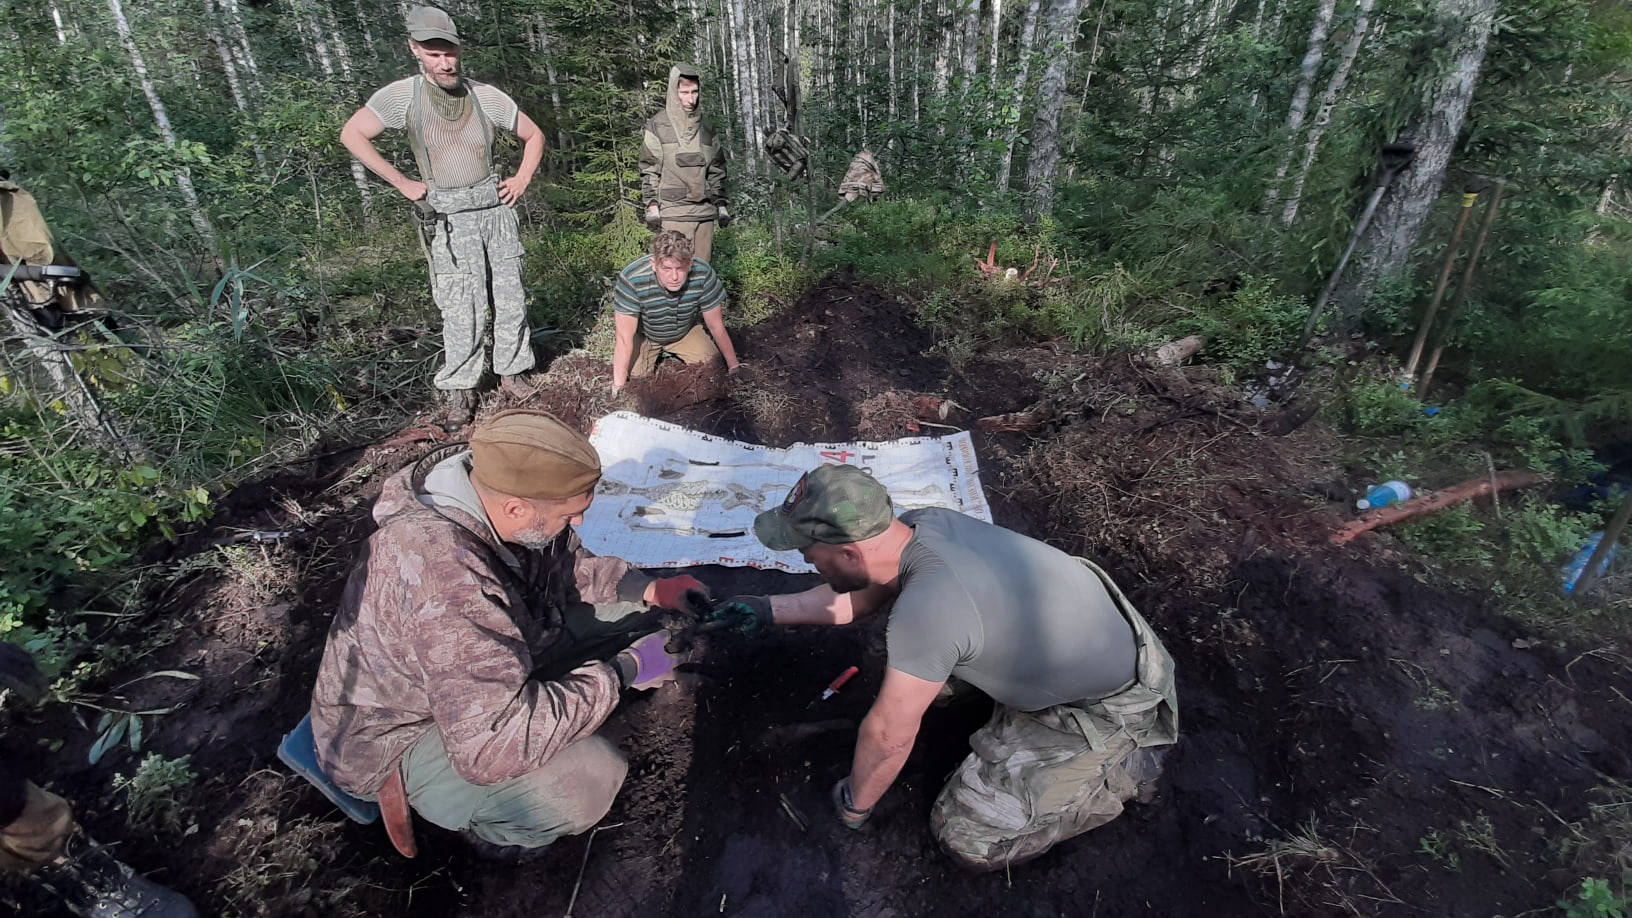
[310,446,650,795]
[639,63,727,222]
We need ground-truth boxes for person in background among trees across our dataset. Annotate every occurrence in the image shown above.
[0,644,198,917]
[609,231,741,393]
[709,465,1179,871]
[339,6,545,429]
[640,63,729,262]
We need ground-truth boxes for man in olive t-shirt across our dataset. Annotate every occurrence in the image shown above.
[711,464,1179,871]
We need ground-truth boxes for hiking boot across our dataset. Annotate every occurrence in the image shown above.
[37,836,197,918]
[457,829,551,864]
[432,389,477,432]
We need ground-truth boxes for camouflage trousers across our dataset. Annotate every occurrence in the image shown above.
[929,559,1179,871]
[426,177,535,391]
[0,782,73,872]
[392,599,652,849]
[660,218,715,263]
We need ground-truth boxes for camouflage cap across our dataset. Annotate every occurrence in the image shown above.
[469,410,601,500]
[754,465,895,551]
[406,6,460,45]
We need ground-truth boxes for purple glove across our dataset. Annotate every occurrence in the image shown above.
[616,632,679,691]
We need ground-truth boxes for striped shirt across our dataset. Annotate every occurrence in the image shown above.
[612,256,726,346]
[365,77,519,190]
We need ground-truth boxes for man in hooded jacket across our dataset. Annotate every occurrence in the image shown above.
[639,64,729,262]
[309,410,702,853]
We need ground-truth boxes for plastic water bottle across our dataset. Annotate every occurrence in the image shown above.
[1562,532,1620,595]
[1356,480,1412,511]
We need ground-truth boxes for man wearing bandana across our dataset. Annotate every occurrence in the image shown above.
[341,6,545,427]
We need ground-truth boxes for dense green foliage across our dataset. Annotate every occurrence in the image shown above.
[0,0,1628,661]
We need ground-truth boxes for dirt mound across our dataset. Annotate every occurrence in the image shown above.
[8,273,1631,917]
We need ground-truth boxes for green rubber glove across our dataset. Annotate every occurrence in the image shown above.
[708,595,773,633]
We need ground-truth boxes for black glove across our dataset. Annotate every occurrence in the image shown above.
[0,643,47,706]
[645,206,663,231]
[706,595,772,633]
[716,205,733,229]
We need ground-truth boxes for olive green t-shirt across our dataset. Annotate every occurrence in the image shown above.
[886,509,1137,711]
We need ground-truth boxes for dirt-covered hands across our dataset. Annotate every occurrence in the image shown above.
[647,575,710,611]
[707,595,773,633]
[831,777,872,830]
[615,632,680,691]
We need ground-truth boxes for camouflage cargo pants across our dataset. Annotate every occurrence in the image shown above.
[659,218,715,263]
[395,599,652,849]
[426,177,535,391]
[930,559,1179,871]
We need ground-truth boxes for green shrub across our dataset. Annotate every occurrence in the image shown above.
[1397,505,1494,566]
[1175,276,1309,372]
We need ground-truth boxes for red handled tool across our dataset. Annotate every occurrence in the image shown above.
[818,666,859,703]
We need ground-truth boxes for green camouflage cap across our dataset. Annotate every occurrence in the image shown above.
[406,6,460,45]
[754,464,895,551]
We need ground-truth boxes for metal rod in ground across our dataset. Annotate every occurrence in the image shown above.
[563,821,623,918]
[1298,143,1415,349]
[1405,189,1481,379]
[1574,491,1632,599]
[1418,180,1507,399]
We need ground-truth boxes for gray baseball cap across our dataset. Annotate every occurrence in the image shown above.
[407,6,460,45]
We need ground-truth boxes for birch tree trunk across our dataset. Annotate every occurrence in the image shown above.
[1024,0,1085,221]
[50,2,69,43]
[1333,0,1498,332]
[106,0,216,246]
[1262,0,1337,211]
[997,0,1042,192]
[888,0,898,123]
[729,0,761,171]
[203,0,266,168]
[1281,0,1378,226]
[297,0,373,204]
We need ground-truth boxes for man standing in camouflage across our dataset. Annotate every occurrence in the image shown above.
[640,64,729,262]
[310,410,707,853]
[340,6,545,427]
[712,465,1179,871]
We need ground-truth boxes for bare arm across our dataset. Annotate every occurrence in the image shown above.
[700,308,740,371]
[848,667,943,811]
[770,582,893,626]
[498,112,546,206]
[611,312,639,391]
[340,107,425,201]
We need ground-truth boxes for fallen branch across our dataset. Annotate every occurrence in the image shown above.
[1330,470,1550,544]
[977,399,1059,434]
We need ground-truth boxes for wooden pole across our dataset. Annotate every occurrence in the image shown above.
[1404,190,1479,379]
[1418,180,1506,399]
[1574,490,1632,598]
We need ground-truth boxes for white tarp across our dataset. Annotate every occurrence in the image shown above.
[580,411,991,572]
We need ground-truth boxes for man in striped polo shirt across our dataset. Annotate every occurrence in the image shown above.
[610,231,741,392]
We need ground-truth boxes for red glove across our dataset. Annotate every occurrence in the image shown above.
[649,575,709,611]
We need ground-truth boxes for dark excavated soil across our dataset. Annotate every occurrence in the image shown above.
[6,272,1631,918]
